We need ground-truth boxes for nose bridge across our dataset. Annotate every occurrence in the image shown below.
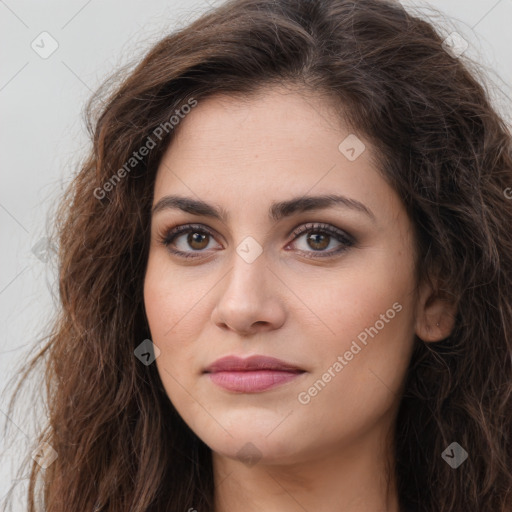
[224,240,269,299]
[222,225,268,285]
[212,239,286,334]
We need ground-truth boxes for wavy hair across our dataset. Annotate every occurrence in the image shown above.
[3,0,512,510]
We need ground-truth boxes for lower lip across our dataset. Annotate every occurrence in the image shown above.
[206,370,304,392]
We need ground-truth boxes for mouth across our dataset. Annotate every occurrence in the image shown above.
[203,355,306,393]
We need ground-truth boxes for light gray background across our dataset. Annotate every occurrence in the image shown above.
[1,0,511,509]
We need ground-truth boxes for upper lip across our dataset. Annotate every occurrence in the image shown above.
[204,355,305,373]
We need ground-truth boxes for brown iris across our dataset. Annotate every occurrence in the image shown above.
[307,232,330,251]
[188,232,209,250]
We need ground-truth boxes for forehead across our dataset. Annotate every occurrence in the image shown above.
[152,86,398,223]
[169,86,346,149]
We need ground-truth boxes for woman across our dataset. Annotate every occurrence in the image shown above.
[4,0,512,510]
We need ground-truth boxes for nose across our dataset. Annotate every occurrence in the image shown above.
[210,253,286,336]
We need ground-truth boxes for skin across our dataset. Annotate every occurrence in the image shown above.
[143,85,456,512]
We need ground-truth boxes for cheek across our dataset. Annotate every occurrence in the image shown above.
[294,255,416,430]
[143,253,203,391]
[296,246,416,392]
[144,259,222,443]
[299,246,415,341]
[143,270,199,419]
[143,251,212,341]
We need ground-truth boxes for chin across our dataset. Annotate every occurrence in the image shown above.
[203,426,305,466]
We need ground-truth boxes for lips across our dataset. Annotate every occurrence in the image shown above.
[203,355,306,393]
[204,355,304,373]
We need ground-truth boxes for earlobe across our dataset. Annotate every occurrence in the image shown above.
[414,279,458,342]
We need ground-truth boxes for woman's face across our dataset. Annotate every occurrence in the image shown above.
[144,86,421,466]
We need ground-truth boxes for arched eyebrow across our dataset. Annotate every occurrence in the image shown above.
[151,194,375,223]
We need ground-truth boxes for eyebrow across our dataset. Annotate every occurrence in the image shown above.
[151,193,375,223]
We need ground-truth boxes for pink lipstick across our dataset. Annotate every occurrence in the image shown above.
[203,355,305,393]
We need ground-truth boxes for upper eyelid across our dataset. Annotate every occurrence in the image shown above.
[160,223,222,248]
[291,222,354,242]
[161,222,352,246]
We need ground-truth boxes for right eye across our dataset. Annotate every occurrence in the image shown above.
[159,224,222,259]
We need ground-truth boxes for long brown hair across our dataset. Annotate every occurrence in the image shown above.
[3,0,512,510]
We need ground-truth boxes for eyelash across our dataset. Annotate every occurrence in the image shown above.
[158,222,355,260]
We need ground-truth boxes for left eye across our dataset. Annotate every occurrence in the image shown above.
[286,222,354,258]
[160,222,354,259]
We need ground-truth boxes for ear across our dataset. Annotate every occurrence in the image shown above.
[414,278,457,342]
